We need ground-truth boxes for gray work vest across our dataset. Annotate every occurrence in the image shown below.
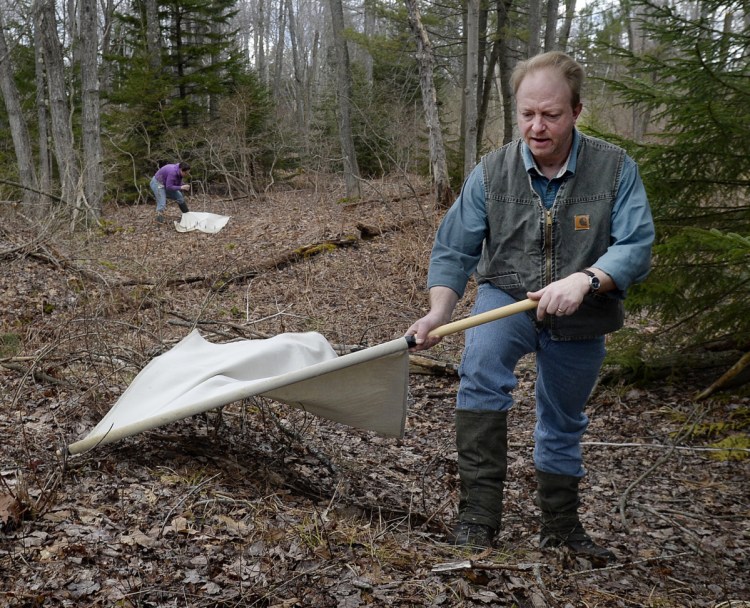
[476,134,626,340]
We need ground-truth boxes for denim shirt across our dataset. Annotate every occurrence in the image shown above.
[428,129,655,299]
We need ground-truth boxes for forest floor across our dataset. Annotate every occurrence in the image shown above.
[0,176,748,608]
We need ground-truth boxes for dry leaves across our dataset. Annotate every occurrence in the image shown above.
[0,181,748,607]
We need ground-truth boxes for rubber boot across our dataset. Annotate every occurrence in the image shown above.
[536,469,615,565]
[178,201,189,213]
[451,410,508,548]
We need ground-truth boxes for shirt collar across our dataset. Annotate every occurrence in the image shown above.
[522,128,580,178]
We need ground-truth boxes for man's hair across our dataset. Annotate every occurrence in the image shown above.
[511,51,585,108]
[178,161,191,172]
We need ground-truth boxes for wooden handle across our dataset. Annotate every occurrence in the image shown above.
[428,298,537,339]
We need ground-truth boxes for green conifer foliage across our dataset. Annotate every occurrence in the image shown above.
[105,0,268,199]
[598,0,749,352]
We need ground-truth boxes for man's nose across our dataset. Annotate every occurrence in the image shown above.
[531,116,546,132]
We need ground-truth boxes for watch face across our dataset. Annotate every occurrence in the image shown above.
[590,276,601,290]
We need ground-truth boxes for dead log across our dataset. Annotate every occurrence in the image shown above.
[408,354,458,377]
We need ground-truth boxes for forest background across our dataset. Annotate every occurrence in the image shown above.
[0,0,748,606]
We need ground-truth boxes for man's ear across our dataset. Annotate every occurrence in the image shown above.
[573,103,583,122]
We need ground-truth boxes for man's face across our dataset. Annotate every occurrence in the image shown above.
[515,68,582,169]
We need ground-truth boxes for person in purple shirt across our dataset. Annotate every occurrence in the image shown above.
[150,162,191,223]
[407,52,654,564]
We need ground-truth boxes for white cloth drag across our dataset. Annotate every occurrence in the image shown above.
[175,212,230,233]
[66,330,410,454]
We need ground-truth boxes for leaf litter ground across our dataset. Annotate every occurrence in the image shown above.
[0,178,748,607]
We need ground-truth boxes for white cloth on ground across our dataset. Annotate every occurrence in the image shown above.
[174,212,230,234]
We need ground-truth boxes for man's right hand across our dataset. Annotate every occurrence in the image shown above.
[405,286,459,351]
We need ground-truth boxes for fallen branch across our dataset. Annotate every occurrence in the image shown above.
[695,351,750,400]
[582,441,750,454]
[432,559,545,573]
[565,550,693,577]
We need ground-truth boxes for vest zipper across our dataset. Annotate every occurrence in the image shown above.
[545,209,553,285]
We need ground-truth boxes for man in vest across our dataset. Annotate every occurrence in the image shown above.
[406,52,654,565]
[151,161,191,223]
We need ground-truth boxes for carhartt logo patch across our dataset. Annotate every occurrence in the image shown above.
[574,215,590,230]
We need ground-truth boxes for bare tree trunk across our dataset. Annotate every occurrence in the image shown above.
[0,12,39,212]
[557,0,575,51]
[328,0,361,198]
[496,0,515,144]
[527,0,542,56]
[544,0,559,51]
[306,30,320,143]
[255,0,267,86]
[286,0,306,132]
[272,0,287,97]
[80,0,103,221]
[33,0,80,214]
[33,19,52,198]
[363,0,375,86]
[464,0,480,175]
[145,0,161,71]
[99,0,116,93]
[475,1,489,153]
[404,0,454,209]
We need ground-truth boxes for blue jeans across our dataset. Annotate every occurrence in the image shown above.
[151,176,186,212]
[457,283,606,477]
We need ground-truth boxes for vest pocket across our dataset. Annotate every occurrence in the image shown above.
[481,272,523,291]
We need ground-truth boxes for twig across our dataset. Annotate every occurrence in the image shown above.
[582,441,750,454]
[158,474,220,537]
[639,505,709,557]
[565,550,693,577]
[618,406,705,533]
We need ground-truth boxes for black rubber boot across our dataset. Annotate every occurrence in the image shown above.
[450,410,508,548]
[178,201,189,213]
[536,469,616,566]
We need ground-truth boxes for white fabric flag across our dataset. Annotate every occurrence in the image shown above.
[174,212,230,233]
[66,330,410,454]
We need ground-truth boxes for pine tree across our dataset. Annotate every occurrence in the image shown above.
[105,0,263,195]
[596,0,750,363]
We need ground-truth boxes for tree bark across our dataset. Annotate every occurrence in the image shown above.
[544,0,559,51]
[496,0,515,144]
[404,0,454,208]
[328,0,361,198]
[145,0,161,71]
[33,0,81,215]
[463,0,480,176]
[33,20,52,200]
[557,0,575,51]
[527,0,542,56]
[0,13,39,212]
[80,0,104,221]
[286,0,306,131]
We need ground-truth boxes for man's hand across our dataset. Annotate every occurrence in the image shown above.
[527,268,612,321]
[406,286,459,351]
[181,184,191,191]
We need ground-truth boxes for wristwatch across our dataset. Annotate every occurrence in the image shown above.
[580,269,601,293]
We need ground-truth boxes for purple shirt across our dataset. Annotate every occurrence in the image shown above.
[154,164,184,193]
